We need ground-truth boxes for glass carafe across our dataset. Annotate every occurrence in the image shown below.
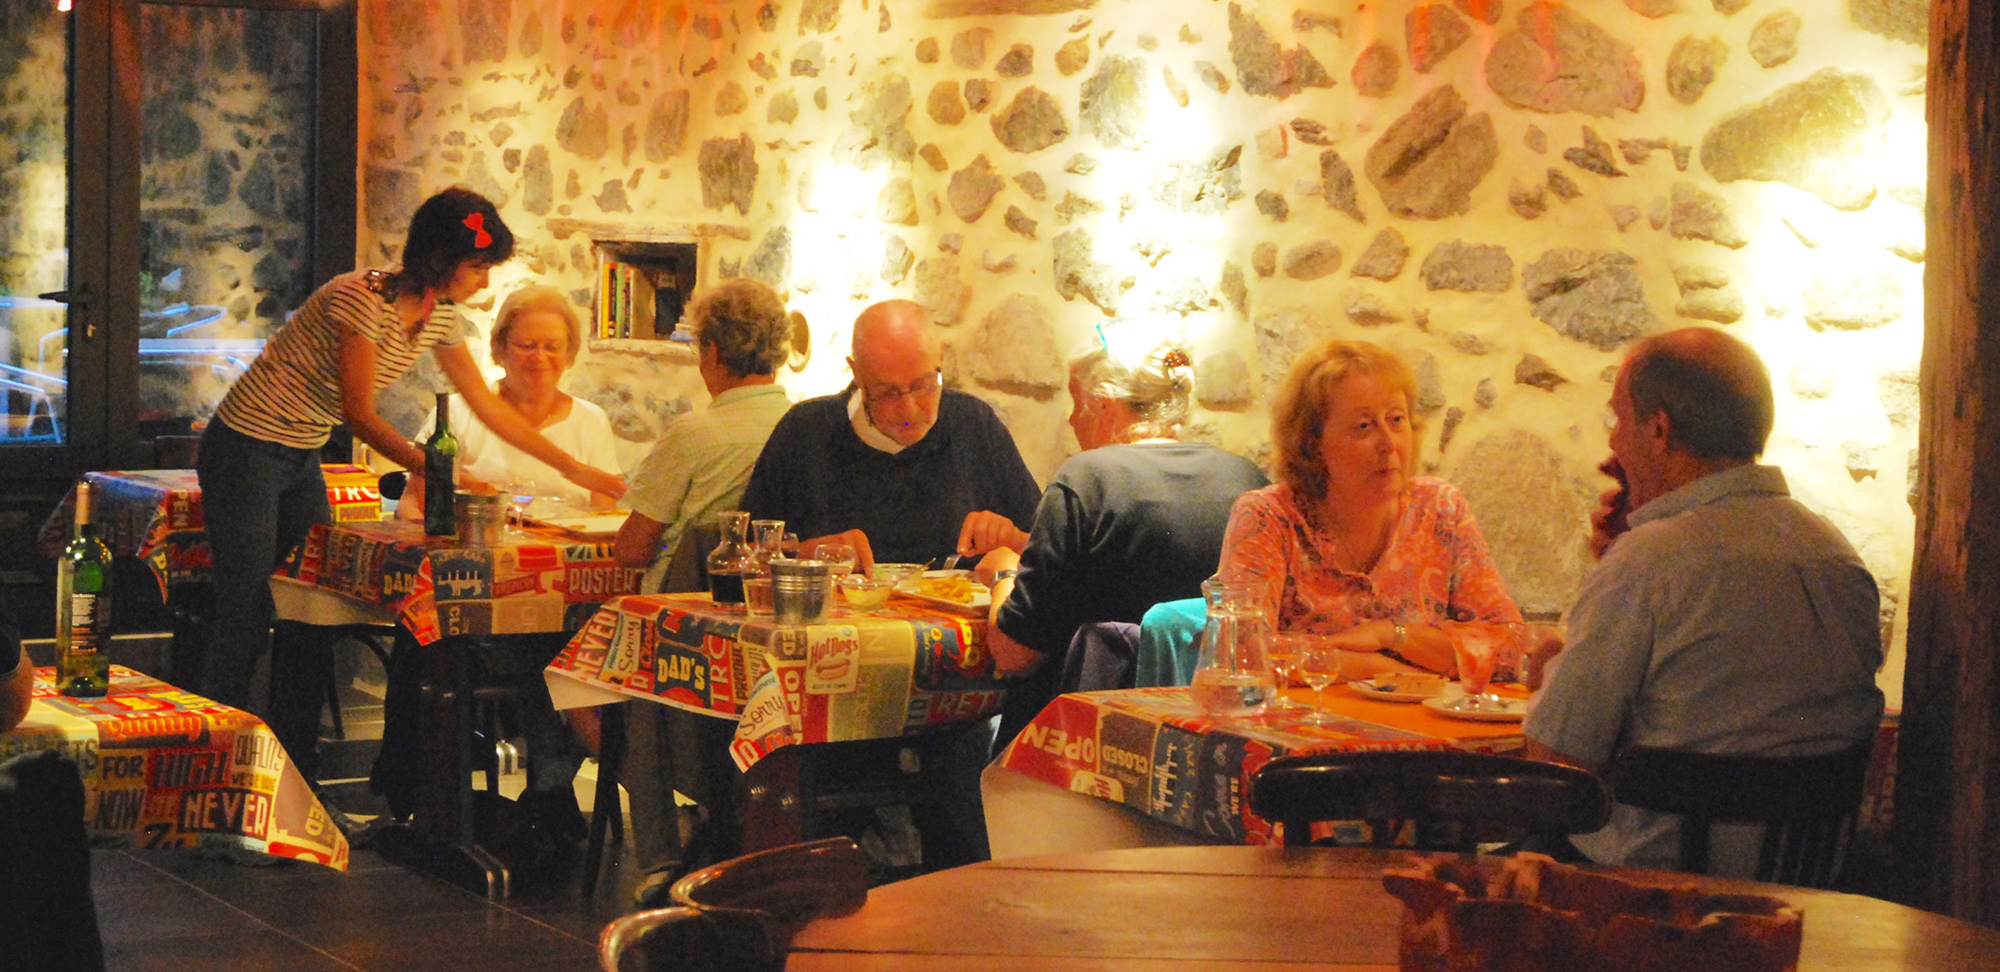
[1190,576,1276,717]
[707,511,753,604]
[749,519,786,577]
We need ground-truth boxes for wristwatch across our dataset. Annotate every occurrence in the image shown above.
[1392,622,1408,647]
[995,568,1020,581]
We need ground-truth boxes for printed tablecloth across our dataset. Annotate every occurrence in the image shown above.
[0,666,350,869]
[36,465,383,600]
[273,518,643,644]
[546,592,1006,771]
[994,686,1538,844]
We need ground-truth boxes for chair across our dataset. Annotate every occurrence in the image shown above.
[597,905,784,972]
[669,836,870,937]
[1249,750,1611,852]
[1602,739,1874,888]
[583,521,719,895]
[0,751,106,972]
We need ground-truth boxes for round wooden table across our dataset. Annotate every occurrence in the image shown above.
[787,846,2000,970]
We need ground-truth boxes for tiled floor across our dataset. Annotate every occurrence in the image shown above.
[89,652,646,971]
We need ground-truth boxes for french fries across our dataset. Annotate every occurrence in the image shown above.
[912,575,980,604]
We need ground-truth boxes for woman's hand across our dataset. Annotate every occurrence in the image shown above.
[564,463,627,500]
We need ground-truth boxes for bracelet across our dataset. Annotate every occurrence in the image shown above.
[995,568,1020,581]
[1392,622,1408,647]
[1380,622,1414,667]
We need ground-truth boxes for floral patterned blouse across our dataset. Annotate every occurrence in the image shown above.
[1217,478,1526,682]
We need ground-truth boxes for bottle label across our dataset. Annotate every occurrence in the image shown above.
[67,593,103,653]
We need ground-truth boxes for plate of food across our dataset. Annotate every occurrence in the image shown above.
[1422,693,1527,722]
[1345,672,1449,703]
[894,569,991,616]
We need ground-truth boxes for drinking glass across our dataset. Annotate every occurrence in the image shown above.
[1451,627,1503,712]
[1298,642,1344,725]
[813,543,858,580]
[499,479,537,535]
[1265,632,1306,711]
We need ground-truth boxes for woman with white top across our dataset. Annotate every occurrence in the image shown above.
[401,284,622,516]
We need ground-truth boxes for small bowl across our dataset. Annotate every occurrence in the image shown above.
[840,575,894,611]
[868,562,927,588]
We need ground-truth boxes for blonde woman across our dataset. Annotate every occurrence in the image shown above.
[403,284,623,515]
[1217,338,1525,686]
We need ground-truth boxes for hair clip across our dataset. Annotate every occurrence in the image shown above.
[463,212,492,249]
[1159,348,1192,370]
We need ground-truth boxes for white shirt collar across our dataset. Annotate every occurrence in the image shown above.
[847,388,908,455]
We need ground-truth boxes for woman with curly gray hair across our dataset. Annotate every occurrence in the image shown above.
[614,277,794,586]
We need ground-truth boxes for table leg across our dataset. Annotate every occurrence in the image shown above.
[373,634,513,901]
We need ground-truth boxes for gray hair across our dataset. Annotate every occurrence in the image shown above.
[1069,342,1195,440]
[490,284,584,364]
[693,278,791,377]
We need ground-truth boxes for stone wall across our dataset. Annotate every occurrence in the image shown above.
[357,0,1926,696]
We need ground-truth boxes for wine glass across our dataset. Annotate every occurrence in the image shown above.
[1451,627,1503,712]
[813,543,858,580]
[1265,633,1306,712]
[1298,641,1344,725]
[499,479,537,535]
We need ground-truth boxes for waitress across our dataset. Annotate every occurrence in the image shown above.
[196,187,624,792]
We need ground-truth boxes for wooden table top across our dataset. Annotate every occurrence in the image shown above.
[787,846,2000,971]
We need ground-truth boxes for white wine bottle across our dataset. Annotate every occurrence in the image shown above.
[57,479,113,697]
[423,391,458,537]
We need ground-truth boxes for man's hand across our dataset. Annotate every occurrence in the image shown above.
[1589,456,1630,560]
[957,510,1028,559]
[1524,624,1567,691]
[802,529,876,571]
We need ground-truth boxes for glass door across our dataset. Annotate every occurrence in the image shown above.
[0,0,352,633]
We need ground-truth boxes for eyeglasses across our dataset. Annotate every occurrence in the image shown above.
[507,341,566,358]
[862,369,943,407]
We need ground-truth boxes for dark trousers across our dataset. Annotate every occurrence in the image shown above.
[0,751,105,972]
[196,419,335,777]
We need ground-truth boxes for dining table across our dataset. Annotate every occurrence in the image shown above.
[983,684,1901,859]
[545,590,1009,854]
[784,845,2000,970]
[36,465,386,688]
[268,515,643,899]
[0,665,350,869]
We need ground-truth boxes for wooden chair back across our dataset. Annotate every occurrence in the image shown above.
[1249,750,1611,851]
[1603,738,1874,888]
[669,836,870,937]
[596,905,783,972]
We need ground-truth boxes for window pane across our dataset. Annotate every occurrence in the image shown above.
[139,3,317,441]
[0,4,71,444]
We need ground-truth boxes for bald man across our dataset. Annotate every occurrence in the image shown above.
[1524,328,1884,874]
[737,300,1040,869]
[741,299,1040,568]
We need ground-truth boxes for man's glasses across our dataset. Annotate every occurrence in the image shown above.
[863,369,943,407]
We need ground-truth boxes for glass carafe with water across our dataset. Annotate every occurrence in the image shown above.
[706,511,753,604]
[1191,576,1276,717]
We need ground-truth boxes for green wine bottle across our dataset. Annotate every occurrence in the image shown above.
[57,479,113,697]
[424,391,458,537]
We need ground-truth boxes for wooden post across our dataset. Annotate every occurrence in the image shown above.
[1901,0,2000,924]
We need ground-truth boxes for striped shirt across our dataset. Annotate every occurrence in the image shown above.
[215,269,463,448]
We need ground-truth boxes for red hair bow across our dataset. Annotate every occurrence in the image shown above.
[463,212,492,249]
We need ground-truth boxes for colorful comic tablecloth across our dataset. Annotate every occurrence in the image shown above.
[545,592,1006,772]
[0,666,349,869]
[37,465,384,600]
[991,686,1536,844]
[273,519,643,645]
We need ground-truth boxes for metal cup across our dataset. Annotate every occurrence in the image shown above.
[770,559,833,625]
[454,491,506,546]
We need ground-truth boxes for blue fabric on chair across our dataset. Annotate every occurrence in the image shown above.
[1135,598,1206,688]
